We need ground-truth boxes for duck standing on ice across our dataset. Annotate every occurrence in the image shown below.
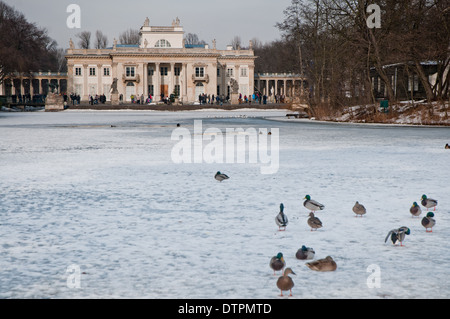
[214,171,229,182]
[275,203,288,231]
[409,202,422,217]
[352,201,366,217]
[270,252,286,275]
[303,195,325,213]
[276,268,296,297]
[421,194,437,211]
[307,212,323,231]
[421,212,436,232]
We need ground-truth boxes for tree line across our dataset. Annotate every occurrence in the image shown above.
[0,1,66,85]
[263,0,449,109]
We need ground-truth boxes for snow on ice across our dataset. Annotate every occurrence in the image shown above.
[0,109,449,299]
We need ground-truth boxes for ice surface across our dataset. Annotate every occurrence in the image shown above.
[0,110,449,299]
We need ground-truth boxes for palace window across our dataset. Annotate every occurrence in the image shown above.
[103,68,110,76]
[75,67,82,76]
[241,68,248,77]
[160,67,168,76]
[195,67,205,77]
[227,68,234,77]
[155,39,172,48]
[174,67,181,76]
[148,68,154,76]
[89,68,96,76]
[126,66,135,77]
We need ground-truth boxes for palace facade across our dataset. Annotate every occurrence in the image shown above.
[65,17,257,103]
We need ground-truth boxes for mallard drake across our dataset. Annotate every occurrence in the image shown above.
[270,252,285,275]
[352,201,367,217]
[303,195,325,212]
[275,203,288,231]
[409,202,422,217]
[276,268,296,296]
[421,195,437,211]
[385,226,410,246]
[214,171,229,182]
[306,256,337,272]
[295,245,315,260]
[421,212,436,232]
[307,212,323,231]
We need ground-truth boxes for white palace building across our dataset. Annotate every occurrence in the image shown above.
[66,17,257,103]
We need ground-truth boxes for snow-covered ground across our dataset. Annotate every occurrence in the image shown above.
[0,109,449,299]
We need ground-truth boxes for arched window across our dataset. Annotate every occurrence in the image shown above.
[155,39,172,48]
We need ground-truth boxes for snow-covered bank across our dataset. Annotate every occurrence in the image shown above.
[319,101,450,126]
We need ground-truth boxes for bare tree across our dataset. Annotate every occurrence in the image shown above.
[0,1,61,83]
[119,28,139,45]
[184,33,206,45]
[76,31,91,49]
[95,30,108,49]
[231,36,242,50]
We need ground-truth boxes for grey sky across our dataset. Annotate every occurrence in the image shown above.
[4,0,293,50]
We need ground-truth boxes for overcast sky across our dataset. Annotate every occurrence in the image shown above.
[4,0,294,50]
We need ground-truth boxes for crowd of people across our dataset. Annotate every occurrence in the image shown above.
[63,91,287,106]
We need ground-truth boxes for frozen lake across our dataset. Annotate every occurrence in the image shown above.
[0,110,449,299]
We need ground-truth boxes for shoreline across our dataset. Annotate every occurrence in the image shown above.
[3,104,450,128]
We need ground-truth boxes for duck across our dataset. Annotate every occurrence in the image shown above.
[421,194,437,211]
[276,268,296,297]
[445,143,449,149]
[306,256,337,272]
[307,212,323,231]
[303,195,325,212]
[270,252,286,275]
[214,171,229,182]
[352,201,367,217]
[275,203,288,231]
[385,226,410,246]
[295,245,315,260]
[409,202,422,217]
[421,212,436,232]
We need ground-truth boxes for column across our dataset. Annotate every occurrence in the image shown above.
[265,79,269,97]
[221,65,226,97]
[182,63,188,103]
[235,64,240,94]
[83,63,89,101]
[143,63,148,98]
[170,62,175,97]
[249,65,255,96]
[275,79,278,102]
[97,64,103,96]
[67,64,74,94]
[155,62,160,100]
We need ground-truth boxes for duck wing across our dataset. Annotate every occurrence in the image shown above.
[304,199,325,210]
[385,230,397,244]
